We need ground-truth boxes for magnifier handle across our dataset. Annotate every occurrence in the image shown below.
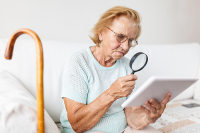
[131,71,135,75]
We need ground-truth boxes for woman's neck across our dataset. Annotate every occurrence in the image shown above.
[90,46,116,67]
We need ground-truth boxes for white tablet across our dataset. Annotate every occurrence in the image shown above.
[121,76,198,108]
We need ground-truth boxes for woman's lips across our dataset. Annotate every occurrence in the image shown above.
[117,51,124,56]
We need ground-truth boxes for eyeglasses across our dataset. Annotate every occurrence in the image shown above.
[107,27,138,47]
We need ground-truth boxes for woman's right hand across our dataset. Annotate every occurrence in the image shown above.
[107,74,137,100]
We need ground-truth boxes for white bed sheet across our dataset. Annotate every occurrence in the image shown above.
[150,99,200,133]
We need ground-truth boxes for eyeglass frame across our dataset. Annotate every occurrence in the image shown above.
[106,27,138,47]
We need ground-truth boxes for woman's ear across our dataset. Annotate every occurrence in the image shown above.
[98,32,103,42]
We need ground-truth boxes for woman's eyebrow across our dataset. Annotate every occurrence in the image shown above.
[117,31,135,39]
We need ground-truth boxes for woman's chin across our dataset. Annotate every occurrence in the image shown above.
[114,55,123,60]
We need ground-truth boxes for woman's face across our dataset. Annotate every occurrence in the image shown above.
[99,15,138,60]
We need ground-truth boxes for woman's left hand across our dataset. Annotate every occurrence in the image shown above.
[125,92,171,130]
[140,92,171,124]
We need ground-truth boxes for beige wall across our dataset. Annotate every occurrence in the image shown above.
[0,0,200,44]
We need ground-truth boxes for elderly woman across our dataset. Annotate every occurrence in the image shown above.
[60,6,171,133]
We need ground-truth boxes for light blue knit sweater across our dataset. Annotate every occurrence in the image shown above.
[60,47,137,133]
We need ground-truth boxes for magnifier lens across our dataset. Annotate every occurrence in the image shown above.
[132,54,147,70]
[129,52,148,74]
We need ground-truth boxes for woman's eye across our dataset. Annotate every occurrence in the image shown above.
[117,34,125,40]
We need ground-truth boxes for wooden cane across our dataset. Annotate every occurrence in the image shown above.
[4,29,44,133]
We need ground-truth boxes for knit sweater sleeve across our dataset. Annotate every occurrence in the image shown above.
[61,53,89,104]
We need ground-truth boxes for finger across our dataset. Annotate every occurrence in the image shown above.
[119,82,135,91]
[145,101,157,114]
[124,74,138,81]
[149,99,161,110]
[125,80,136,88]
[122,82,136,94]
[126,89,133,97]
[120,85,133,96]
[160,92,171,108]
[139,106,151,116]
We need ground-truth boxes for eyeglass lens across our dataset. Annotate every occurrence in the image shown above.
[116,35,137,46]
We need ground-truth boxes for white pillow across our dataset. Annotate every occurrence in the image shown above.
[0,69,60,133]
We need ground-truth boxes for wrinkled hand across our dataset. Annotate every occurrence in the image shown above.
[108,74,137,100]
[140,92,171,124]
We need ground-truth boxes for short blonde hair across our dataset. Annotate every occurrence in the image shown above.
[89,6,141,46]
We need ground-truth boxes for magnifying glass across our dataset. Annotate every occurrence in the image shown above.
[129,52,148,74]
